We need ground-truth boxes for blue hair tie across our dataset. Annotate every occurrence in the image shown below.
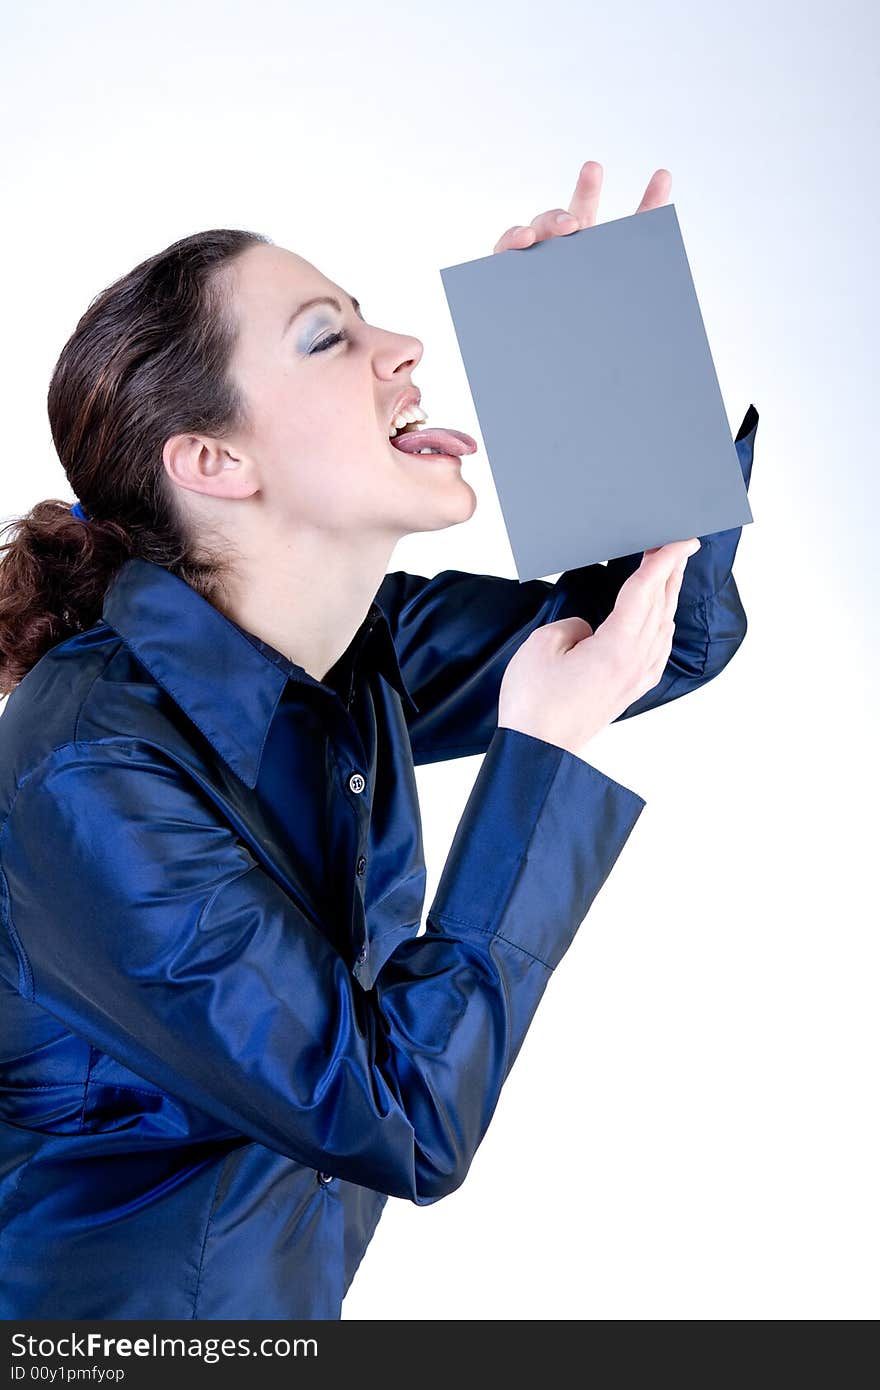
[70,500,88,521]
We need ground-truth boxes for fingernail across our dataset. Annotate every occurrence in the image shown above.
[555,212,576,225]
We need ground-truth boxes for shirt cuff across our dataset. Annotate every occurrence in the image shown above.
[428,725,646,970]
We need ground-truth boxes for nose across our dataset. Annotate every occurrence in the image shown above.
[377,327,423,380]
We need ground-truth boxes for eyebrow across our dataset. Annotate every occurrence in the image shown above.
[282,291,363,338]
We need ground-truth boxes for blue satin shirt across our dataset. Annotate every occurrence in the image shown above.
[0,407,757,1319]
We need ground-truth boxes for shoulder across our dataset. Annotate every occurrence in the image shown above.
[0,620,209,821]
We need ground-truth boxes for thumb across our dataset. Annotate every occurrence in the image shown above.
[541,615,594,648]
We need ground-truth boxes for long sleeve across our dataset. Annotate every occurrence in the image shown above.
[0,731,645,1206]
[378,404,758,763]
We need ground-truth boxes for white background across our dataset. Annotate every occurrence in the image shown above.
[2,0,877,1320]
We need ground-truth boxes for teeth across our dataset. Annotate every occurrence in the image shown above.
[388,401,428,437]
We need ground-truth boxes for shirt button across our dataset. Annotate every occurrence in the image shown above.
[317,1171,334,1185]
[356,855,367,876]
[348,772,366,794]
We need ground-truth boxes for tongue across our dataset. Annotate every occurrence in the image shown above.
[390,426,477,457]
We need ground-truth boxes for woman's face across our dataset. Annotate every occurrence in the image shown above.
[223,243,478,540]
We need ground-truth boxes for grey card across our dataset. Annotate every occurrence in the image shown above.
[439,203,753,581]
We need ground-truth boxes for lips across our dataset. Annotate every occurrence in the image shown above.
[389,427,477,457]
[387,388,421,425]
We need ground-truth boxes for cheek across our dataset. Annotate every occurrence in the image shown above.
[279,450,380,525]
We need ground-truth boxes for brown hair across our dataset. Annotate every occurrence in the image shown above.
[0,227,273,696]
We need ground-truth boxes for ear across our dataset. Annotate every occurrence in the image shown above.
[162,433,257,502]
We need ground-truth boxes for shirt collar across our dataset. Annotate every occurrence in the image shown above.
[102,557,419,789]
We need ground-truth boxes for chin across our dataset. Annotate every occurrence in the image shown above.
[426,477,478,529]
[386,465,478,533]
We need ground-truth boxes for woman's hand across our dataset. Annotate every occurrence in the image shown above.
[492,161,672,253]
[497,538,699,760]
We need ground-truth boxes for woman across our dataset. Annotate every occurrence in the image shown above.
[0,162,757,1319]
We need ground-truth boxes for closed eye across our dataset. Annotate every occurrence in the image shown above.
[310,330,347,354]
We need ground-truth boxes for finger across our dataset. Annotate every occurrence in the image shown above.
[615,546,686,636]
[566,160,604,229]
[492,224,537,254]
[542,615,594,651]
[638,556,685,675]
[651,541,698,661]
[529,207,580,240]
[609,539,699,634]
[663,556,687,619]
[645,561,685,672]
[645,607,676,682]
[642,538,700,570]
[635,168,673,213]
[559,618,594,653]
[660,539,700,622]
[610,560,668,638]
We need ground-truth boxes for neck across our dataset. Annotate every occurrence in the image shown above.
[215,525,399,683]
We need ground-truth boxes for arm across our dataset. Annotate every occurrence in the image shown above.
[378,405,758,764]
[0,731,645,1205]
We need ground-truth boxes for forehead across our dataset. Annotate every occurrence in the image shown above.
[230,244,341,322]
